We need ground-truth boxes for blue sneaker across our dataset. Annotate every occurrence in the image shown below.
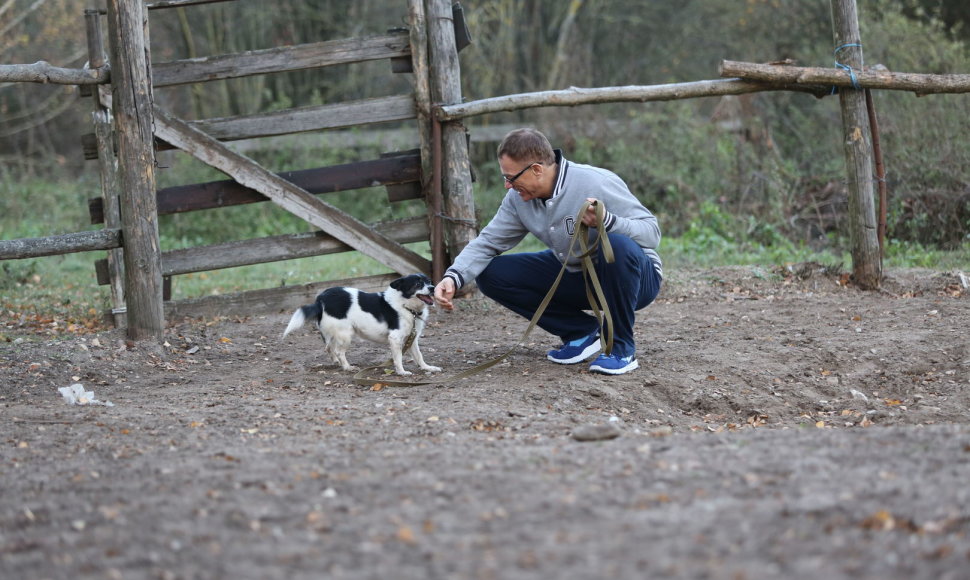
[589,353,639,375]
[547,332,601,364]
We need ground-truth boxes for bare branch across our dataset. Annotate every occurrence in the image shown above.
[719,60,970,95]
[0,60,108,85]
[435,78,830,122]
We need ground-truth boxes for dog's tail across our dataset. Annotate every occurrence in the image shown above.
[282,303,323,339]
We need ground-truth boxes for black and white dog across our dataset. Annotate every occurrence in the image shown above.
[282,274,442,376]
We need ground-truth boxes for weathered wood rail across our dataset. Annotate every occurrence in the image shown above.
[0,230,122,261]
[719,60,970,95]
[88,152,422,222]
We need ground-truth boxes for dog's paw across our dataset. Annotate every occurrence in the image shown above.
[395,369,413,376]
[422,365,443,373]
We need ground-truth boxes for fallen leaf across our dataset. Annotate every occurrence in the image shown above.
[396,525,417,545]
[861,509,895,530]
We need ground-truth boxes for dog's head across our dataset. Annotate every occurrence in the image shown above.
[390,273,435,308]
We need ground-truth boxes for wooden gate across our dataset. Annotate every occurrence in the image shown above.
[84,0,474,330]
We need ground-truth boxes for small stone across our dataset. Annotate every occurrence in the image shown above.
[570,423,621,442]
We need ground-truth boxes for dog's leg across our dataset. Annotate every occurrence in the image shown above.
[324,329,356,371]
[334,349,355,371]
[388,336,412,376]
[410,340,441,373]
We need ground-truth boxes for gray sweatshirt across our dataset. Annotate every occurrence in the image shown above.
[444,150,662,289]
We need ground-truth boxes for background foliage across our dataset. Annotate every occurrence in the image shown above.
[1,0,968,316]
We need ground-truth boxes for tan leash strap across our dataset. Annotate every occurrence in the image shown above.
[352,200,614,387]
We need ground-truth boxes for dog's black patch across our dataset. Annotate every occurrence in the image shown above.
[320,287,352,319]
[391,274,431,297]
[358,290,400,330]
[300,301,324,324]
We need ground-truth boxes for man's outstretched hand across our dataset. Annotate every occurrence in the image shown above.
[434,277,456,311]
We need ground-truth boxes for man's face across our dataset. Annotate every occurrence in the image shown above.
[499,155,543,201]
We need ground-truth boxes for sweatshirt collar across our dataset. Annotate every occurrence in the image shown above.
[550,149,568,200]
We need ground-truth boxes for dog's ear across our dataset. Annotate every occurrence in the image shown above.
[389,276,410,293]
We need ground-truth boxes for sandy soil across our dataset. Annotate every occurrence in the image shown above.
[2,264,969,580]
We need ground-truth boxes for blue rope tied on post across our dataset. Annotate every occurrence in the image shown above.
[832,43,863,94]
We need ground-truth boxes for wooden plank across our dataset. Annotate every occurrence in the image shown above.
[107,0,165,342]
[0,229,121,260]
[94,217,430,283]
[152,95,416,151]
[89,153,421,223]
[719,59,970,94]
[385,182,422,203]
[830,0,881,289]
[152,106,430,276]
[162,216,429,277]
[164,273,402,320]
[152,32,411,87]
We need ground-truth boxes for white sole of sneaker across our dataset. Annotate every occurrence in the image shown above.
[546,342,601,365]
[589,358,639,375]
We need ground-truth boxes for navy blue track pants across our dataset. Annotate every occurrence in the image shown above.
[475,233,661,358]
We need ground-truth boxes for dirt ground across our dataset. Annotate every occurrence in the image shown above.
[2,264,969,580]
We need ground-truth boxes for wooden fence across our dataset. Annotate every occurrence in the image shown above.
[0,0,476,341]
[0,0,967,344]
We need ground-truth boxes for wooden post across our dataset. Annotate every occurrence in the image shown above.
[106,0,165,341]
[407,0,445,282]
[85,9,127,328]
[830,0,881,288]
[425,0,476,261]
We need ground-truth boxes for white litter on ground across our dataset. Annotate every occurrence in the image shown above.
[58,383,114,407]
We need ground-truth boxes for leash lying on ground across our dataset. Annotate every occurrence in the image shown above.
[352,200,615,387]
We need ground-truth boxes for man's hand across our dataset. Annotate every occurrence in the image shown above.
[434,277,456,311]
[581,198,601,227]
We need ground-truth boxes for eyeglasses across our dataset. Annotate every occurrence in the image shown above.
[502,162,538,185]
